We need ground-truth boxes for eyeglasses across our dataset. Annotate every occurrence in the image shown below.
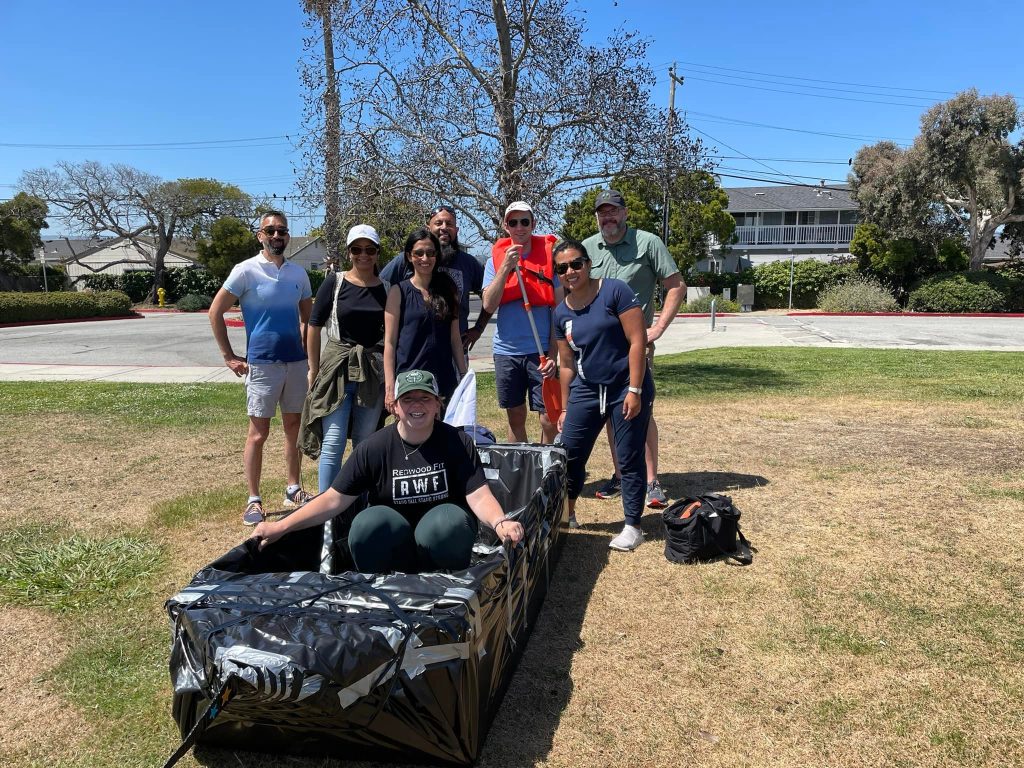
[554,257,587,275]
[261,226,289,236]
[506,217,531,228]
[349,245,379,256]
[411,248,436,258]
[429,205,456,218]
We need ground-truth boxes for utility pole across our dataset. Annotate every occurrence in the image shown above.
[662,63,684,246]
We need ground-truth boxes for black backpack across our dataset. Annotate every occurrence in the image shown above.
[662,494,753,565]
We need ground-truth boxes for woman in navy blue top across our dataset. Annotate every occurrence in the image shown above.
[553,239,654,552]
[384,228,467,410]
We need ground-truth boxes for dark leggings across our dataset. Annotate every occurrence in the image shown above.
[561,372,654,526]
[348,503,479,573]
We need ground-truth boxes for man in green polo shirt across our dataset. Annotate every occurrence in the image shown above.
[582,189,686,509]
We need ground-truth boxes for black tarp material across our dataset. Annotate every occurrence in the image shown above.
[166,444,566,766]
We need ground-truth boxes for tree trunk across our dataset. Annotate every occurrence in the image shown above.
[321,3,343,265]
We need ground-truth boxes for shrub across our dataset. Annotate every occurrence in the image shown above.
[176,293,212,312]
[907,272,1008,313]
[308,268,326,296]
[752,259,853,309]
[81,271,152,302]
[0,290,133,323]
[817,275,900,313]
[165,267,220,302]
[90,290,133,317]
[685,294,741,313]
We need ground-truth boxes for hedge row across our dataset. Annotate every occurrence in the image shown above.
[907,269,1024,313]
[0,291,133,323]
[81,266,327,304]
[81,268,222,303]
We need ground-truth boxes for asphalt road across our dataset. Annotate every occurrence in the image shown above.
[1,308,1022,382]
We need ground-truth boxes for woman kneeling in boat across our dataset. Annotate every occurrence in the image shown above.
[253,370,523,573]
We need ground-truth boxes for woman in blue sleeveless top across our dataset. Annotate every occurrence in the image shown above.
[384,228,467,411]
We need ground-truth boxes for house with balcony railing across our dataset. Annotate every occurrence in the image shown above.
[698,184,858,273]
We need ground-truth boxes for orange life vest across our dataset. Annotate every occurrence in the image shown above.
[490,234,557,307]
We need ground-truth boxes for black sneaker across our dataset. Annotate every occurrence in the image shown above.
[595,476,621,499]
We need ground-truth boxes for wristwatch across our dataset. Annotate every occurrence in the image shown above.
[627,386,642,395]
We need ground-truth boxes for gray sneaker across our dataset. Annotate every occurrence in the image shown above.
[595,476,621,499]
[568,515,580,529]
[609,524,644,552]
[283,487,314,508]
[242,500,265,526]
[646,481,669,509]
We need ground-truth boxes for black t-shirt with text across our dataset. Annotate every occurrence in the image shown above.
[332,421,487,523]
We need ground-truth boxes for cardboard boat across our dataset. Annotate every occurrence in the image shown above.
[166,443,567,766]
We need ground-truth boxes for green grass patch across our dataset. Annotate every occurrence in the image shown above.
[654,348,1024,402]
[0,381,246,427]
[48,620,179,767]
[151,485,246,528]
[0,524,165,613]
[804,621,880,655]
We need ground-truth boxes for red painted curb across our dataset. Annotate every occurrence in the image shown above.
[789,311,1024,318]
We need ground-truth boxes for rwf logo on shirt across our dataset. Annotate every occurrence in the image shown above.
[392,464,449,504]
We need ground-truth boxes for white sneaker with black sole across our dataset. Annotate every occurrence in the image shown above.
[608,524,644,552]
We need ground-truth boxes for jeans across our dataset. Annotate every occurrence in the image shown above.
[318,381,384,492]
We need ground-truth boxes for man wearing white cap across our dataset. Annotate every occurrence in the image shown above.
[209,209,314,525]
[481,201,561,443]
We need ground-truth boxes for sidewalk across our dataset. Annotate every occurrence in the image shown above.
[0,315,780,383]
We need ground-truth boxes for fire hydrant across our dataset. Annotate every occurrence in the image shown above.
[157,287,166,308]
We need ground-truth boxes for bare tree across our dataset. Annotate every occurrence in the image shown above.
[20,161,252,301]
[303,0,345,263]
[297,0,706,240]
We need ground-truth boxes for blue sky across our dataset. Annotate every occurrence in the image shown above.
[3,0,1020,235]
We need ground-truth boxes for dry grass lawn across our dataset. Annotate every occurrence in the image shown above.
[1,361,1022,767]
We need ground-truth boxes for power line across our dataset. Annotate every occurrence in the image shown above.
[665,60,960,96]
[680,74,934,108]
[714,156,850,164]
[686,110,912,145]
[688,124,806,187]
[0,135,292,148]
[715,165,849,184]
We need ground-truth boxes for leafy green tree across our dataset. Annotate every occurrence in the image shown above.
[560,171,734,274]
[0,193,49,272]
[850,89,1024,269]
[850,222,968,299]
[194,217,260,282]
[19,162,252,302]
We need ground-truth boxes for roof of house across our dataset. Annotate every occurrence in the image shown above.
[725,184,855,213]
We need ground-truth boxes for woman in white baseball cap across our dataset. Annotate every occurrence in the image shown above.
[299,224,388,493]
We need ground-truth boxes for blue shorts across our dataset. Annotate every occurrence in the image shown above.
[493,353,544,411]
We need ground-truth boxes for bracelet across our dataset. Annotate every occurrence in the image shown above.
[493,516,511,531]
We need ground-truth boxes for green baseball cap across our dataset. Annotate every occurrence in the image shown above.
[395,369,440,398]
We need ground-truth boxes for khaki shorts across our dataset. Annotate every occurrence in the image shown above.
[246,360,309,418]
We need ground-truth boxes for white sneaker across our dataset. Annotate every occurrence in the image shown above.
[609,524,644,552]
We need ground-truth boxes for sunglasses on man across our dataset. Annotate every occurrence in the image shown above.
[261,226,289,236]
[554,257,587,275]
[505,217,531,228]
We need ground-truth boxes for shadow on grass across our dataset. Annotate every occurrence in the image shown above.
[654,358,796,398]
[581,471,769,541]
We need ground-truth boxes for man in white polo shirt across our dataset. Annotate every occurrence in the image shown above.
[209,209,314,525]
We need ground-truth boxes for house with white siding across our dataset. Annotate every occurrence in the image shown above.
[699,184,859,273]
